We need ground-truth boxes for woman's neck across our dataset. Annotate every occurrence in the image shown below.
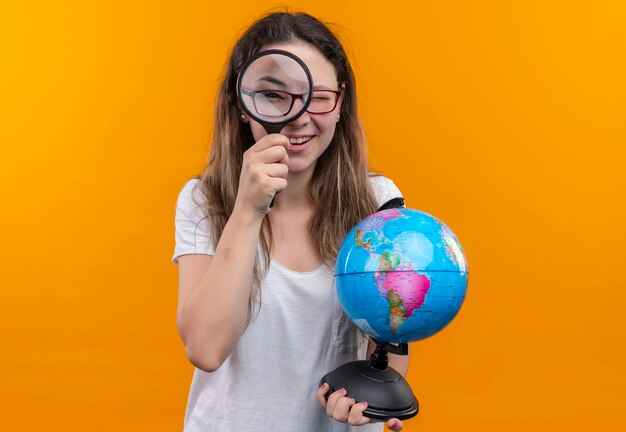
[273,168,315,211]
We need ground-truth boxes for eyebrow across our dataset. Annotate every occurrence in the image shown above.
[255,76,288,88]
[313,85,338,91]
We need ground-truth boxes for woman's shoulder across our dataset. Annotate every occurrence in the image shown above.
[368,173,403,207]
[176,176,204,205]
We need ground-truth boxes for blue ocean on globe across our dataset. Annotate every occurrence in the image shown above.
[335,208,469,343]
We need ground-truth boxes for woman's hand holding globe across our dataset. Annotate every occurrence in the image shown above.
[315,383,404,430]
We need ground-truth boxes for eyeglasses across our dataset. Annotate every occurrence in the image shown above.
[239,88,342,117]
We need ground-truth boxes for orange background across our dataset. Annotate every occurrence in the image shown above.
[2,1,625,431]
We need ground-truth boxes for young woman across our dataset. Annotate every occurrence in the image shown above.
[173,12,407,432]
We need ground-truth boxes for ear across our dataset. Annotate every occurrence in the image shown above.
[237,103,250,123]
[335,84,345,122]
[337,83,346,110]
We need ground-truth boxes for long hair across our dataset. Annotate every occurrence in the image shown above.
[191,11,379,323]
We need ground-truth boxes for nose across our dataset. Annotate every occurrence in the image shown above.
[286,111,311,128]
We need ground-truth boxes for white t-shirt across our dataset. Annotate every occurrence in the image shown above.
[172,175,403,432]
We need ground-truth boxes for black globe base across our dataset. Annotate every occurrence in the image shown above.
[320,341,419,421]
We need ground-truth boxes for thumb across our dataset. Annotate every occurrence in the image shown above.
[386,418,403,431]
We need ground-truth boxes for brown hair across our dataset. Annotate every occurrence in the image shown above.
[191,11,379,322]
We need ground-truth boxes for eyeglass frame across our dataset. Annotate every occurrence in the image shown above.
[239,88,343,116]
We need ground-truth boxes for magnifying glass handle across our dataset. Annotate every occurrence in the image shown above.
[259,122,285,209]
[263,123,284,135]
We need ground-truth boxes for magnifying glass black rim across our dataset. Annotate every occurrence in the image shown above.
[236,49,314,126]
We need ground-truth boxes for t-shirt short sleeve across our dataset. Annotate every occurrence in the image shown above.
[172,179,214,264]
[369,174,403,208]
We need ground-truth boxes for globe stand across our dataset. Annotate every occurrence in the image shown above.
[319,339,419,420]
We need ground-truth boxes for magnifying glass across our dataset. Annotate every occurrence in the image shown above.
[237,49,313,135]
[236,49,313,207]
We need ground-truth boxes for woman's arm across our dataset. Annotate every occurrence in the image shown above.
[176,210,263,372]
[176,135,290,372]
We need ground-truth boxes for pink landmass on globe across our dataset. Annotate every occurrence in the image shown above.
[381,271,431,318]
[381,209,404,219]
[374,267,432,334]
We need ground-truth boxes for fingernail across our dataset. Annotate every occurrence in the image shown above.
[361,402,368,408]
[388,419,398,428]
[349,398,356,404]
[338,388,347,395]
[320,383,328,390]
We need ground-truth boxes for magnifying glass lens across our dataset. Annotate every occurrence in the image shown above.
[239,52,312,124]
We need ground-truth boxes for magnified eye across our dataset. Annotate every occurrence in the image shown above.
[262,91,286,101]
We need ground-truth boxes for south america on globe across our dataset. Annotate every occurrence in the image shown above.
[335,208,468,343]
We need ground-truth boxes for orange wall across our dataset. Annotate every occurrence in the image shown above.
[2,1,625,431]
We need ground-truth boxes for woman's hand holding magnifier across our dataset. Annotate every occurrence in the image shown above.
[234,134,290,217]
[236,49,313,209]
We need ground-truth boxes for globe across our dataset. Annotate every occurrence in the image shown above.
[335,208,469,344]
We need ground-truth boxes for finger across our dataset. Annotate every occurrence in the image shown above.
[347,402,371,426]
[386,418,403,431]
[250,133,290,152]
[316,383,329,408]
[268,178,288,195]
[265,162,289,179]
[257,145,289,165]
[331,396,355,422]
[325,388,347,417]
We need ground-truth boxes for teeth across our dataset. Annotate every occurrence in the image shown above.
[289,136,313,144]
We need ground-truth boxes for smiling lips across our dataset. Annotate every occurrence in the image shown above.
[288,136,313,145]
